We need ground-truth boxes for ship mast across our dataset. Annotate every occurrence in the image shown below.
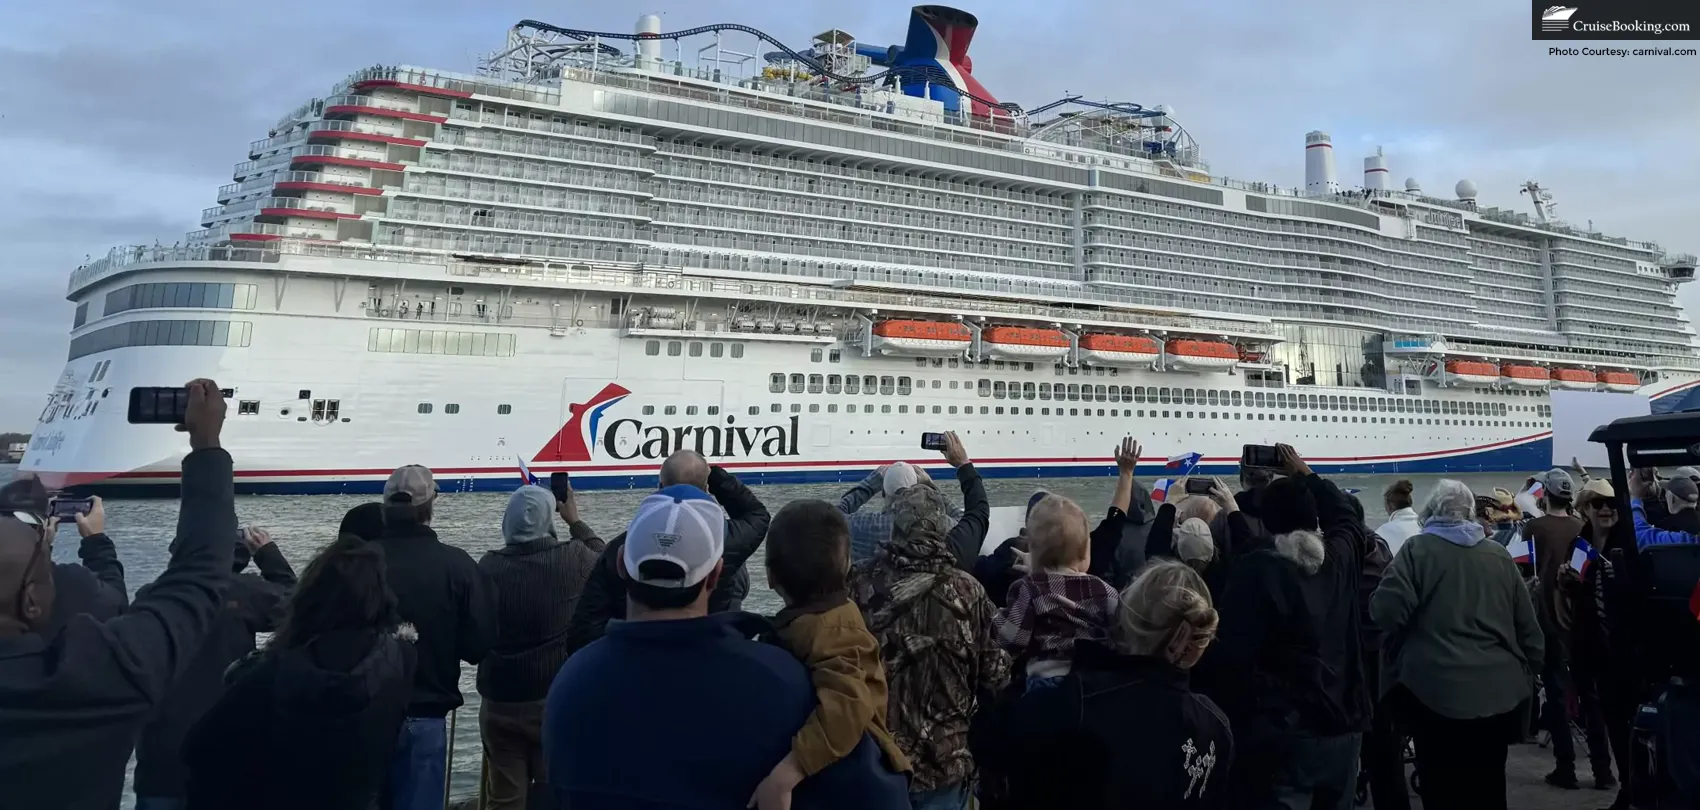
[1519,180,1557,223]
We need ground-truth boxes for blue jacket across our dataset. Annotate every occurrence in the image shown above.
[1631,500,1700,549]
[544,611,909,810]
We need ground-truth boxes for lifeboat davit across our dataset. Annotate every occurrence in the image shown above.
[1163,339,1238,371]
[1443,360,1500,387]
[1600,371,1641,393]
[1552,368,1599,390]
[1500,364,1551,389]
[870,319,971,356]
[1078,334,1160,367]
[981,326,1070,359]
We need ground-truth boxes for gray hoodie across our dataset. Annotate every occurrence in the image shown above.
[502,485,558,546]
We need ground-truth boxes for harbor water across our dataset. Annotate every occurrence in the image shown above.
[6,463,1534,805]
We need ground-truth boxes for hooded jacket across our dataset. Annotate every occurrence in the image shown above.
[373,519,496,717]
[971,642,1234,810]
[182,627,417,810]
[837,464,987,567]
[134,543,297,797]
[1375,508,1423,555]
[565,466,771,653]
[478,486,605,703]
[848,502,1011,792]
[0,448,235,810]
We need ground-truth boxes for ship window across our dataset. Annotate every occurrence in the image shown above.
[664,405,677,415]
[1108,386,1121,403]
[771,404,782,413]
[1038,383,1052,400]
[844,375,860,395]
[828,404,839,413]
[1134,386,1147,403]
[417,403,432,414]
[846,404,857,413]
[1231,391,1243,406]
[1067,384,1081,401]
[981,407,990,414]
[73,303,88,328]
[444,404,460,414]
[1183,389,1197,405]
[707,406,719,415]
[879,376,895,395]
[1156,388,1170,404]
[238,400,260,415]
[898,377,913,395]
[646,340,660,356]
[993,381,1007,399]
[829,349,841,363]
[810,404,820,413]
[949,406,958,414]
[827,375,842,394]
[1095,385,1107,401]
[790,404,801,413]
[731,344,745,358]
[769,373,784,393]
[298,389,311,400]
[948,358,959,368]
[901,405,910,414]
[808,374,824,394]
[748,406,759,416]
[1024,382,1037,400]
[667,341,682,357]
[978,379,991,397]
[789,374,805,394]
[311,400,326,421]
[1206,390,1219,406]
[862,376,876,395]
[811,349,823,363]
[882,405,892,414]
[710,343,724,358]
[995,407,1004,415]
[689,342,703,357]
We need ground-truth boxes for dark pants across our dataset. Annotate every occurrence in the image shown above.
[1362,695,1410,810]
[1240,731,1362,810]
[481,699,547,810]
[386,716,447,810]
[1407,698,1519,810]
[1543,633,1613,780]
[1576,668,1637,808]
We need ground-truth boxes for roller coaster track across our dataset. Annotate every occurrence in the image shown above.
[514,18,1023,115]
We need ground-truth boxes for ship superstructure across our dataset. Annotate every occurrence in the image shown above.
[23,6,1700,493]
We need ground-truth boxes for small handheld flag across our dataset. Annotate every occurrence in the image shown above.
[1152,478,1174,503]
[1505,533,1533,564]
[517,455,540,486]
[1567,538,1598,575]
[1166,452,1203,473]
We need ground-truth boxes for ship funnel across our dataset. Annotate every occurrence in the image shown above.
[1305,131,1338,194]
[892,6,1004,117]
[635,13,663,70]
[1363,147,1389,192]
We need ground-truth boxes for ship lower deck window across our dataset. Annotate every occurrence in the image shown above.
[731,344,745,358]
[497,404,512,415]
[647,341,661,356]
[444,404,460,415]
[665,406,677,415]
[811,349,824,362]
[790,374,805,394]
[238,400,260,415]
[771,404,782,413]
[748,406,759,416]
[689,343,703,357]
[418,403,433,414]
[643,406,655,415]
[667,341,682,357]
[707,406,719,416]
[770,374,785,393]
[710,343,724,358]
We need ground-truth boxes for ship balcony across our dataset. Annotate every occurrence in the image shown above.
[252,197,362,221]
[289,145,406,172]
[307,120,427,148]
[322,94,447,124]
[1662,253,1697,283]
[248,129,307,157]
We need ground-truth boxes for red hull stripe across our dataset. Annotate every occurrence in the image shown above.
[85,432,1555,480]
[228,233,280,242]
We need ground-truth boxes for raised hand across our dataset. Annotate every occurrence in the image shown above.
[74,496,105,538]
[1114,437,1141,474]
[243,527,274,551]
[175,379,227,450]
[941,431,969,468]
[1209,477,1238,513]
[1275,443,1311,477]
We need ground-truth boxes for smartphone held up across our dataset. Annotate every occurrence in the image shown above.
[1240,444,1283,470]
[48,496,96,524]
[549,472,573,502]
[920,432,948,451]
[128,386,235,425]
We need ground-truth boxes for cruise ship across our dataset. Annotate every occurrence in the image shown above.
[21,6,1700,494]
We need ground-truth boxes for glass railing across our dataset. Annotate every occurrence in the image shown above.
[248,129,306,155]
[308,119,413,139]
[322,93,419,114]
[333,65,562,106]
[445,106,651,147]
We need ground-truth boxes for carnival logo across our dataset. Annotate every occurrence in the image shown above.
[531,383,802,463]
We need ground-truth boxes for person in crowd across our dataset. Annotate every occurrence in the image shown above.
[372,464,496,810]
[1630,468,1700,547]
[566,450,771,652]
[1208,463,1274,547]
[1376,479,1421,555]
[1194,444,1368,810]
[971,559,1232,809]
[476,484,605,810]
[1370,479,1544,810]
[545,486,908,809]
[1477,488,1524,546]
[751,499,913,810]
[0,479,126,631]
[0,379,233,810]
[837,433,988,568]
[339,501,387,542]
[1524,469,1611,790]
[1088,437,1155,588]
[851,484,1011,810]
[1173,493,1220,529]
[1351,497,1406,810]
[182,534,417,810]
[134,525,299,809]
[1652,469,1700,533]
[1563,479,1636,809]
[1173,517,1216,576]
[992,494,1120,692]
[973,491,1044,610]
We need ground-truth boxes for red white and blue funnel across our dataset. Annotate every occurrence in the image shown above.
[892,5,1003,117]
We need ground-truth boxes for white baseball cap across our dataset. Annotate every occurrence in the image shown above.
[624,485,725,588]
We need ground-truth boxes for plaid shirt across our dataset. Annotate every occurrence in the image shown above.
[993,569,1120,675]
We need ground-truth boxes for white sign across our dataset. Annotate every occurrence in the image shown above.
[1550,389,1651,469]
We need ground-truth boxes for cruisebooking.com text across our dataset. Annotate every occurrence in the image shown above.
[1549,46,1698,56]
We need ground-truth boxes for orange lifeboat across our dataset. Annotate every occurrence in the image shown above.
[1442,360,1500,386]
[1552,368,1598,390]
[1163,339,1238,371]
[981,326,1070,359]
[1500,364,1551,389]
[1600,370,1641,393]
[869,319,971,357]
[1078,334,1160,367]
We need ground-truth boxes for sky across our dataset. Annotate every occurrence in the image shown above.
[1,0,1697,431]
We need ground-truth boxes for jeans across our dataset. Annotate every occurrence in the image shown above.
[387,715,448,810]
[1266,732,1362,810]
[909,781,969,810]
[135,799,186,810]
[1406,698,1520,810]
[480,699,548,810]
[1025,675,1064,693]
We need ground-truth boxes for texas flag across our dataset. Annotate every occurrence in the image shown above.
[517,455,540,486]
[1166,452,1203,475]
[1504,533,1534,564]
[1567,538,1598,576]
[1152,478,1176,503]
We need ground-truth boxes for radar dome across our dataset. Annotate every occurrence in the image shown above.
[1404,177,1421,192]
[1455,179,1478,200]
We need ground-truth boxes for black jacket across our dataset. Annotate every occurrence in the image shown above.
[183,627,416,810]
[373,522,496,717]
[477,521,604,703]
[0,448,235,810]
[1195,474,1369,740]
[1657,505,1700,534]
[975,533,1029,609]
[566,467,771,654]
[133,543,297,797]
[45,533,128,634]
[972,642,1234,810]
[1087,479,1157,589]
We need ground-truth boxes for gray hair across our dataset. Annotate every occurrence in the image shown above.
[1173,518,1215,565]
[1419,478,1476,524]
[1117,559,1218,657]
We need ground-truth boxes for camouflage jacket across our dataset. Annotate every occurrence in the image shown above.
[849,527,1011,792]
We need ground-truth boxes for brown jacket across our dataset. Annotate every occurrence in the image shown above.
[1527,513,1585,632]
[773,595,913,778]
